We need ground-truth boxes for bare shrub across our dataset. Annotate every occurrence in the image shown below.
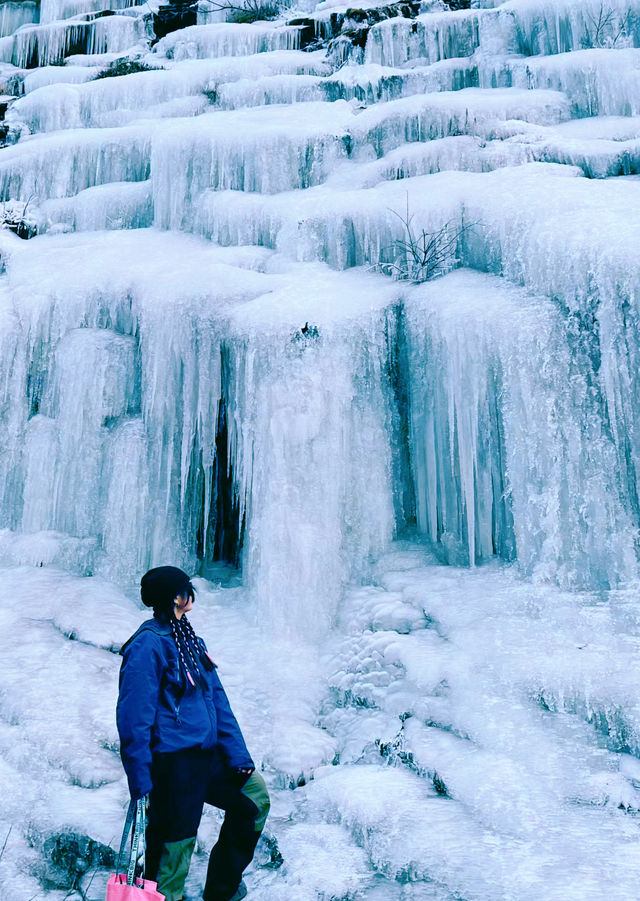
[200,0,282,22]
[376,200,474,283]
[1,198,38,239]
[95,58,156,79]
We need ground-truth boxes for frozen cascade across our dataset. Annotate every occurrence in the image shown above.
[154,21,304,60]
[0,123,154,201]
[1,230,268,577]
[365,9,483,68]
[3,0,640,897]
[405,270,637,586]
[477,48,640,118]
[153,88,569,231]
[39,0,142,26]
[223,268,399,631]
[365,0,640,71]
[22,328,139,537]
[10,50,329,132]
[151,100,357,229]
[489,0,640,57]
[0,0,38,38]
[100,418,150,578]
[39,180,154,232]
[2,13,144,68]
[0,229,401,602]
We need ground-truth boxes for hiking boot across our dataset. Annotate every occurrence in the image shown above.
[203,881,247,901]
[228,882,247,901]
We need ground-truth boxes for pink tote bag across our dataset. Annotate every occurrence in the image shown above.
[107,799,165,901]
[106,873,164,901]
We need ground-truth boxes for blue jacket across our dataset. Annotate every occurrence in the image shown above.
[117,617,254,799]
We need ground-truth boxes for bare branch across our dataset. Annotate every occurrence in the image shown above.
[198,0,280,20]
[374,208,477,284]
[583,3,630,48]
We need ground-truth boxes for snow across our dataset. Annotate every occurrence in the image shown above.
[11,50,329,132]
[21,63,103,93]
[2,0,640,896]
[5,544,640,900]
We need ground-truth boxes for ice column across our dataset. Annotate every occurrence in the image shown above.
[406,270,637,588]
[22,328,139,537]
[0,0,38,37]
[365,10,482,69]
[479,0,640,58]
[101,418,150,580]
[224,290,397,632]
[0,292,29,530]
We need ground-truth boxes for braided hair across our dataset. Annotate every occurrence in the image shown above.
[169,614,205,688]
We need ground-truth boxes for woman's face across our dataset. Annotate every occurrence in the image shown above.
[173,592,194,619]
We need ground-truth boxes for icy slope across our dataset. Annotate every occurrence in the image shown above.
[4,542,640,901]
[1,0,640,897]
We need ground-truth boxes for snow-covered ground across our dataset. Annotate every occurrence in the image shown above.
[1,0,640,897]
[5,544,640,901]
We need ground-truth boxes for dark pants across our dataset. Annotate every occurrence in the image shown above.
[145,747,270,901]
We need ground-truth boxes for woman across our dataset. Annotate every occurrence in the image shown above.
[117,566,270,901]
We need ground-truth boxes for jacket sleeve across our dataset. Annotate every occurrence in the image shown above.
[116,632,162,799]
[211,667,254,769]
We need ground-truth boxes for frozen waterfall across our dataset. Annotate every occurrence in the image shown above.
[2,0,640,898]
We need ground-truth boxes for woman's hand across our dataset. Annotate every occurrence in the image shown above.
[233,766,255,787]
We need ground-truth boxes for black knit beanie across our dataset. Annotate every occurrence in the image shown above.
[140,566,194,615]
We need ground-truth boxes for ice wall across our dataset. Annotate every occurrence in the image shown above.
[154,21,303,60]
[2,14,143,68]
[405,270,637,587]
[39,0,140,25]
[0,0,639,617]
[492,0,640,57]
[371,9,481,67]
[0,231,259,579]
[222,268,399,630]
[0,1,38,37]
[0,228,404,630]
[4,0,640,898]
[366,0,640,70]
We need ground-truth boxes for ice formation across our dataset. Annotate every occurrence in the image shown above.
[1,0,640,898]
